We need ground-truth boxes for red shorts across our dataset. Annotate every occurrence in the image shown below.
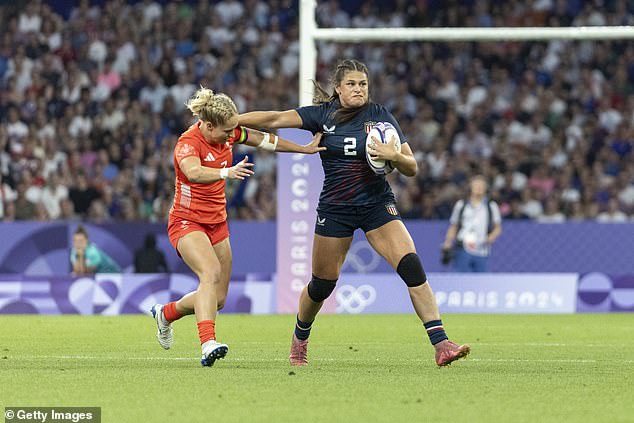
[167,215,230,256]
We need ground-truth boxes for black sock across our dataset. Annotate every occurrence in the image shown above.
[424,319,448,345]
[294,315,313,341]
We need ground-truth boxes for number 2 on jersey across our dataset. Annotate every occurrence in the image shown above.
[343,137,357,156]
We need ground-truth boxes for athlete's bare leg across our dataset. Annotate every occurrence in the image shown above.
[366,220,470,365]
[174,237,232,314]
[297,234,353,322]
[290,234,353,365]
[176,231,221,322]
[212,238,232,311]
[365,220,441,322]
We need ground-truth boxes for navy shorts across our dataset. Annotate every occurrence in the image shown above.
[314,203,402,238]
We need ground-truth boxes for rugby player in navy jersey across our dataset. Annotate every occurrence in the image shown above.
[239,59,470,367]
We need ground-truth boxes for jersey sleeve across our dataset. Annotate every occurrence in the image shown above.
[295,103,331,133]
[174,137,200,164]
[449,200,464,225]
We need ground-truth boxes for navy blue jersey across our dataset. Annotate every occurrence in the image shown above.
[296,101,408,206]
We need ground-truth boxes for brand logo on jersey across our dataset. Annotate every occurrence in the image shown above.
[316,216,326,226]
[204,152,215,162]
[322,124,336,134]
[364,121,377,134]
[385,204,398,216]
[176,143,195,161]
[180,220,190,229]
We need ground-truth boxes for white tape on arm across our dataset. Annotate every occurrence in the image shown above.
[219,168,229,179]
[258,132,278,151]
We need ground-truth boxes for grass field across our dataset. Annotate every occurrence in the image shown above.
[1,313,633,423]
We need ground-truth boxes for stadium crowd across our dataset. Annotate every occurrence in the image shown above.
[0,0,633,223]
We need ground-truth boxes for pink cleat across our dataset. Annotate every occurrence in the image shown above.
[289,334,309,366]
[435,340,471,367]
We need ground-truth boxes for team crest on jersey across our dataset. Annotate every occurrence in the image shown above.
[385,204,398,216]
[364,121,377,134]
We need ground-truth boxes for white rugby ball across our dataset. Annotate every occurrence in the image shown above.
[365,122,401,175]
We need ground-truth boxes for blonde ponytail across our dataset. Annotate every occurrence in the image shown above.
[185,87,238,126]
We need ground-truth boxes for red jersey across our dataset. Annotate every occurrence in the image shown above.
[170,122,247,224]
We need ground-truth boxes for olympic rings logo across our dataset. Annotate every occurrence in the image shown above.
[336,284,377,314]
[343,241,382,273]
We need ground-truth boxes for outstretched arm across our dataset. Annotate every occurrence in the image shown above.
[243,128,324,154]
[238,110,303,129]
[179,155,254,183]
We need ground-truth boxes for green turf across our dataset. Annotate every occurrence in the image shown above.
[1,314,633,423]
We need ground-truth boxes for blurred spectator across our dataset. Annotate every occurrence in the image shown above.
[452,121,492,159]
[140,71,169,113]
[0,0,632,224]
[537,197,566,223]
[14,182,37,220]
[6,107,28,140]
[59,198,79,220]
[18,2,42,34]
[597,198,628,222]
[70,224,121,275]
[506,198,530,220]
[442,176,502,272]
[40,172,68,219]
[0,173,17,220]
[134,233,169,273]
[68,172,101,217]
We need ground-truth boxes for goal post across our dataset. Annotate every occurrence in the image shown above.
[298,0,634,106]
[276,0,634,313]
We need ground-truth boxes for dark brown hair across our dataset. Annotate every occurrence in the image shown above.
[74,225,88,238]
[313,59,370,124]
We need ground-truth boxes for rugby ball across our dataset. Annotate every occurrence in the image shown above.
[365,122,401,175]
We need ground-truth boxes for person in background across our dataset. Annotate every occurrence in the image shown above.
[70,224,121,275]
[134,233,169,273]
[442,175,502,272]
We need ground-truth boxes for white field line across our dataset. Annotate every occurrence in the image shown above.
[474,343,604,347]
[469,358,597,363]
[6,355,634,364]
[247,342,610,347]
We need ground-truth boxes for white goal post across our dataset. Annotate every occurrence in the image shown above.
[298,0,634,106]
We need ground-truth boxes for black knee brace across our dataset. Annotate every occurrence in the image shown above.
[397,253,427,287]
[307,275,337,303]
